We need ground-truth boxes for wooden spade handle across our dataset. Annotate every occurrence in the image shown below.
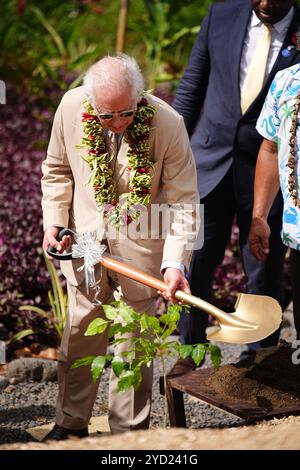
[101,255,166,292]
[100,255,249,327]
[47,227,256,330]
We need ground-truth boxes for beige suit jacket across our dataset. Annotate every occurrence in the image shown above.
[41,87,199,287]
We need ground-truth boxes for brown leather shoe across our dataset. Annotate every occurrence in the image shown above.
[167,356,197,378]
[42,424,89,441]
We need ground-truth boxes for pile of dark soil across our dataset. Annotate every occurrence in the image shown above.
[205,341,300,408]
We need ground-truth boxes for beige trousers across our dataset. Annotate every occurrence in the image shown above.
[56,263,157,434]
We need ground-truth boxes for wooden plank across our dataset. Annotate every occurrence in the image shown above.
[165,386,186,428]
[166,368,300,423]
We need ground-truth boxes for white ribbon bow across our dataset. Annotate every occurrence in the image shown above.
[72,231,106,304]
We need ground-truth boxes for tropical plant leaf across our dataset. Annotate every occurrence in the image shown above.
[192,343,206,367]
[132,368,142,390]
[162,25,200,47]
[30,6,67,57]
[161,325,177,340]
[160,306,180,325]
[91,355,106,383]
[209,344,222,369]
[117,370,136,392]
[178,344,193,359]
[111,356,128,377]
[19,305,48,317]
[71,356,95,369]
[117,300,139,323]
[45,255,63,329]
[9,329,35,344]
[75,298,222,428]
[103,304,119,321]
[108,322,123,338]
[85,317,109,336]
[140,313,160,333]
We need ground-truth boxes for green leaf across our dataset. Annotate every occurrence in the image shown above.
[91,356,106,383]
[111,337,133,346]
[140,313,160,333]
[135,338,156,356]
[44,253,67,337]
[117,300,139,323]
[19,305,48,317]
[103,304,119,321]
[85,317,109,336]
[121,365,142,391]
[71,356,95,369]
[160,305,181,325]
[111,356,127,377]
[9,329,35,344]
[118,324,137,335]
[167,303,183,317]
[117,370,136,392]
[145,358,152,368]
[148,315,161,332]
[159,313,169,325]
[140,313,148,333]
[30,6,67,57]
[161,325,177,340]
[122,350,135,362]
[69,49,99,69]
[162,25,200,47]
[108,322,123,339]
[209,344,222,369]
[178,344,193,359]
[192,344,206,367]
[132,368,142,390]
[68,71,86,89]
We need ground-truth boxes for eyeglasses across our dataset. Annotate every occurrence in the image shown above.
[96,108,137,120]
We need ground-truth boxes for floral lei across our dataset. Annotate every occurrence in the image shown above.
[287,95,300,208]
[77,96,155,227]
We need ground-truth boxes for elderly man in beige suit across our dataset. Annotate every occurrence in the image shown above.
[41,54,199,440]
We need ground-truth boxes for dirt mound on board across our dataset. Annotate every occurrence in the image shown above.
[205,341,300,408]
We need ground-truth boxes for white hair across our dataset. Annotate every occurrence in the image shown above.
[83,54,145,104]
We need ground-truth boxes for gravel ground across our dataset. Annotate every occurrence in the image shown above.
[0,309,296,445]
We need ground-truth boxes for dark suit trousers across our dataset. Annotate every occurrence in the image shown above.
[179,169,286,347]
[290,249,300,340]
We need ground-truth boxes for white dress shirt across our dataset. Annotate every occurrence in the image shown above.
[240,7,294,92]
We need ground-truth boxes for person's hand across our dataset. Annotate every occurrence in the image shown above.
[248,217,271,262]
[161,267,191,301]
[43,226,72,259]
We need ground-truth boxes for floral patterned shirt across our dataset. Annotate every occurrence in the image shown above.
[256,63,300,250]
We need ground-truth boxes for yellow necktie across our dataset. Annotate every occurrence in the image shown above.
[241,24,272,114]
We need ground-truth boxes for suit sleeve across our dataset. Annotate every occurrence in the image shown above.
[172,5,212,136]
[161,115,200,271]
[41,98,74,230]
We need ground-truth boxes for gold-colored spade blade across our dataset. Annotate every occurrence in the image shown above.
[206,293,282,344]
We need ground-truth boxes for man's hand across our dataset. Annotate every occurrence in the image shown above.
[161,267,191,301]
[248,217,271,262]
[43,226,72,259]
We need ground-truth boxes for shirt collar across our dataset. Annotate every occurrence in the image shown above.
[251,6,294,33]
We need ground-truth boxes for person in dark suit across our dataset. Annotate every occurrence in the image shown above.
[170,0,300,376]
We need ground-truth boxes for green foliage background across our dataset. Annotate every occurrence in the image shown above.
[0,0,214,99]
